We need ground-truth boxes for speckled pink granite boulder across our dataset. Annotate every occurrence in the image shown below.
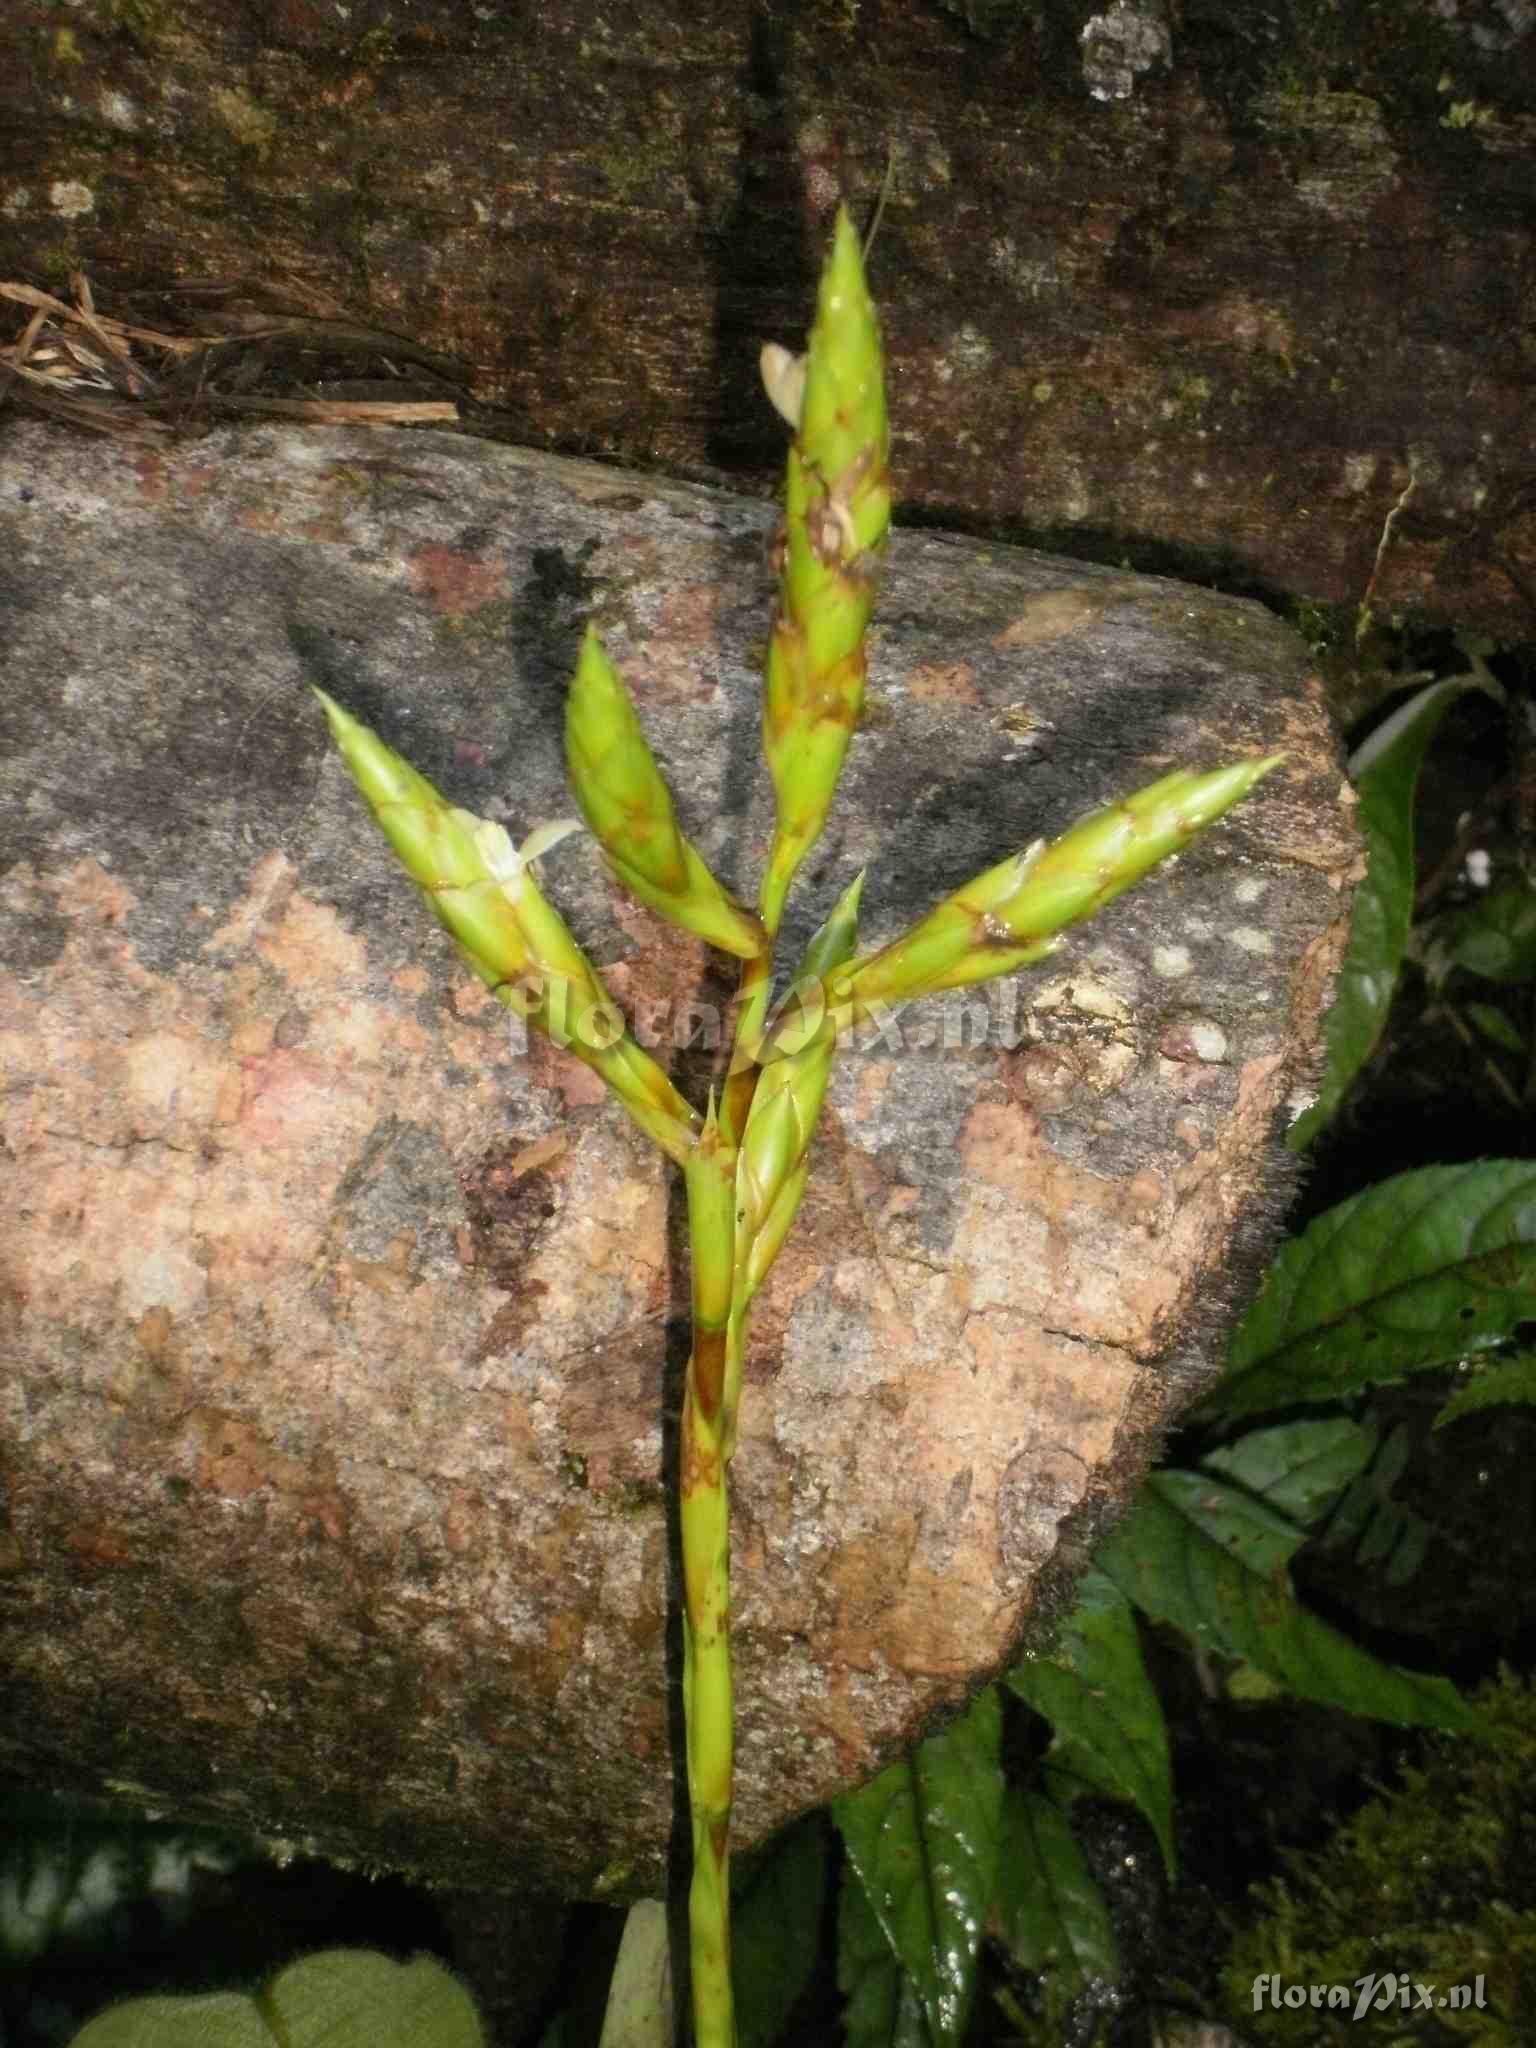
[0,420,1353,1895]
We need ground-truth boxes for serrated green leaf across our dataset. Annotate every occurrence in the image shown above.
[1436,883,1536,986]
[1200,1418,1374,1526]
[68,1993,271,2048]
[732,1814,829,2048]
[992,1786,1119,1993]
[832,1686,1004,2047]
[1434,1348,1536,1429]
[1005,1568,1173,1874]
[1094,1472,1476,1732]
[1156,1466,1310,1574]
[838,1859,933,2048]
[1209,1160,1536,1419]
[1289,678,1468,1151]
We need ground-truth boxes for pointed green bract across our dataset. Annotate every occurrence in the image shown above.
[314,687,700,1166]
[316,685,607,1018]
[566,628,767,960]
[686,1099,738,1381]
[566,626,690,891]
[314,689,496,894]
[796,209,891,558]
[737,872,862,1263]
[759,207,891,935]
[794,868,866,990]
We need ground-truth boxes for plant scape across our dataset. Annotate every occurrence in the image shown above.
[314,208,1278,2046]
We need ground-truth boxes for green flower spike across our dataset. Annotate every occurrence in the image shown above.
[834,757,1285,1022]
[759,205,892,939]
[566,626,767,961]
[313,687,700,1166]
[314,204,1286,2048]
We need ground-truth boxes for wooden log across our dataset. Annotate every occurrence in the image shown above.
[1,0,1531,635]
[0,418,1352,1896]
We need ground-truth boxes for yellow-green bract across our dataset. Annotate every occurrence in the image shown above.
[311,686,700,1167]
[565,626,767,961]
[759,207,892,937]
[785,756,1287,1042]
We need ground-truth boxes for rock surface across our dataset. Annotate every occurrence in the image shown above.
[0,420,1353,1896]
[3,0,1531,633]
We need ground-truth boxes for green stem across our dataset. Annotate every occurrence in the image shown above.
[681,1109,738,2048]
[681,1379,733,2048]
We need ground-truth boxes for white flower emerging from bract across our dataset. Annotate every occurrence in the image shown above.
[463,814,584,902]
[760,342,807,430]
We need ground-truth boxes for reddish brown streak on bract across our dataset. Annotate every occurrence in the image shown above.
[680,1395,722,1497]
[690,1324,726,1424]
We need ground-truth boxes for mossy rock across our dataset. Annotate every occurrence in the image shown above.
[1222,1670,1536,2041]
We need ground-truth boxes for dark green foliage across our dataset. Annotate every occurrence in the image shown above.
[834,1689,1004,2048]
[1206,1159,1536,1420]
[1433,1349,1536,1431]
[1095,1471,1473,1733]
[732,1815,830,2048]
[1316,1419,1433,1588]
[1289,678,1471,1151]
[1007,1568,1173,1874]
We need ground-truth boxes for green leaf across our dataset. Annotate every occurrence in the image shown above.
[1095,1472,1476,1731]
[1435,882,1536,986]
[833,1686,1004,2047]
[1005,1568,1174,1874]
[69,1994,271,2048]
[991,1786,1119,1995]
[1314,1423,1432,1587]
[838,1859,932,2048]
[67,1953,483,2048]
[262,1952,484,2047]
[1200,1418,1374,1527]
[1209,1160,1536,1419]
[1434,1347,1536,1429]
[1288,678,1468,1151]
[732,1814,829,2048]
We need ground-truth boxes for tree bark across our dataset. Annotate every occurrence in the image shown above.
[0,417,1352,1897]
[1,0,1532,638]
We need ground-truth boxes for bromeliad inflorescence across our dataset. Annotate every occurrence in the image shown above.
[315,206,1278,2048]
